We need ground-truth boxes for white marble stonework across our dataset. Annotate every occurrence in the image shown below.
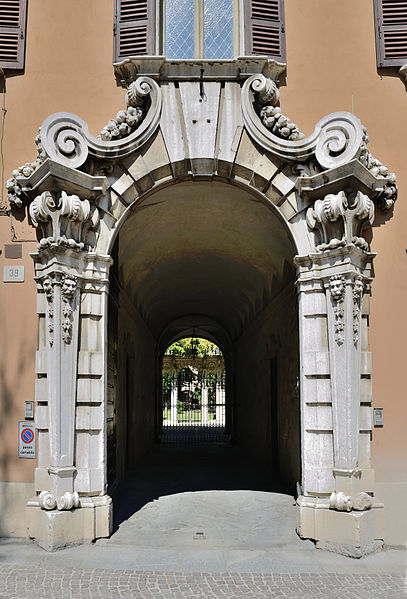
[7,58,397,553]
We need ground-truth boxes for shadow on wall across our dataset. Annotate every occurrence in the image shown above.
[113,442,293,531]
[0,346,34,539]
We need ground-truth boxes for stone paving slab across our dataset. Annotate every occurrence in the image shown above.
[0,565,405,599]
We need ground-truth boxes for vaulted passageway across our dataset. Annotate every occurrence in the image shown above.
[107,179,300,503]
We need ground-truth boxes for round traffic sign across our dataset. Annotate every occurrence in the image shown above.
[21,428,34,444]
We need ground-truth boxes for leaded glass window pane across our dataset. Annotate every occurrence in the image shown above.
[204,0,234,59]
[165,0,195,59]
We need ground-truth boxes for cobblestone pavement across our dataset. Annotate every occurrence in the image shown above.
[0,565,405,599]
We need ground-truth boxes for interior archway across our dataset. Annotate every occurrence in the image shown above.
[107,179,300,501]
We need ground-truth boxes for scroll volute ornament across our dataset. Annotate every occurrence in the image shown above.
[29,190,99,251]
[306,190,374,252]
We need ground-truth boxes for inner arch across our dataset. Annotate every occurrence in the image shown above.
[109,180,300,493]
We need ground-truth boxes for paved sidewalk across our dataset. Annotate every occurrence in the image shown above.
[0,443,405,597]
[0,564,405,599]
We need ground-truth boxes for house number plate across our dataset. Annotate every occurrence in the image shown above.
[3,265,24,282]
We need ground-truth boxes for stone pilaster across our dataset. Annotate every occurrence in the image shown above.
[26,189,113,550]
[295,189,382,557]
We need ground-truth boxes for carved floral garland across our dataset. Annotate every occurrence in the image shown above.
[6,134,46,207]
[61,275,77,344]
[259,105,304,141]
[359,128,397,210]
[329,275,345,346]
[41,274,77,346]
[352,276,364,346]
[42,276,55,346]
[99,79,147,141]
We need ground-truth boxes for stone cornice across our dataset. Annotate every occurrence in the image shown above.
[113,56,286,86]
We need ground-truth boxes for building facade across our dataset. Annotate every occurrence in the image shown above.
[0,0,406,555]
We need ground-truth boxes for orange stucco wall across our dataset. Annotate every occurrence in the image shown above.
[0,0,406,497]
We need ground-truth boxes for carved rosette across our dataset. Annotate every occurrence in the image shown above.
[61,275,78,344]
[30,190,98,252]
[352,276,364,346]
[38,490,80,511]
[306,190,374,252]
[328,275,345,346]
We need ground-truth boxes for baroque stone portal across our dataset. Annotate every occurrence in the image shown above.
[8,58,396,554]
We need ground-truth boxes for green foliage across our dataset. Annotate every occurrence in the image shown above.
[165,337,221,357]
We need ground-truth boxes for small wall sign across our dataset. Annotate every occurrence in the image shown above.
[25,401,34,420]
[373,408,383,427]
[3,265,24,283]
[18,421,36,459]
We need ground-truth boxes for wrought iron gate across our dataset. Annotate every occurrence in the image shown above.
[161,367,229,442]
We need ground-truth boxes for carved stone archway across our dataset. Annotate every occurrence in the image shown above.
[8,59,396,554]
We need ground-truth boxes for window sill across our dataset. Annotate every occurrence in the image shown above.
[114,56,286,87]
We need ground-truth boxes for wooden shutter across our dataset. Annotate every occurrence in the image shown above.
[0,0,27,70]
[114,0,155,62]
[374,0,407,67]
[245,0,286,62]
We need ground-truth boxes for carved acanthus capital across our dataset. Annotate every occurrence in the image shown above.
[38,490,80,511]
[30,190,99,252]
[306,190,374,252]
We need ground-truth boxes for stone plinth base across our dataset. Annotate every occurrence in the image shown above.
[26,495,112,551]
[297,495,384,558]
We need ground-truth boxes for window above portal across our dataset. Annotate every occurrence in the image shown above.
[113,0,286,64]
[165,0,235,60]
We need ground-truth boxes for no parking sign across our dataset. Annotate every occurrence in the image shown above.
[18,421,36,459]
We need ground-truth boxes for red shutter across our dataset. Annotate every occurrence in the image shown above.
[114,0,155,62]
[245,0,286,61]
[374,0,407,67]
[0,0,27,70]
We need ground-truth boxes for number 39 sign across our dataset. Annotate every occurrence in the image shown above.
[3,265,24,283]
